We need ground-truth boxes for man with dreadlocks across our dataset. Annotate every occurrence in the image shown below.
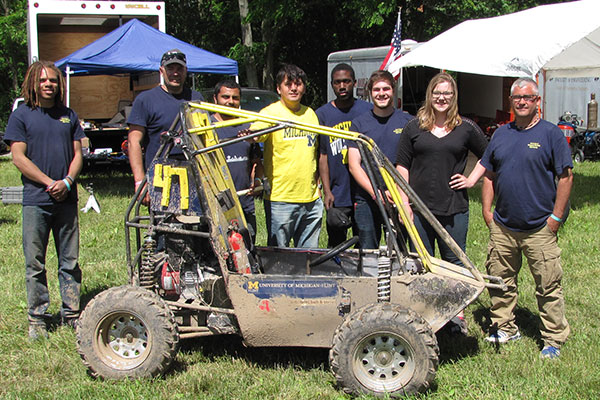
[5,61,85,340]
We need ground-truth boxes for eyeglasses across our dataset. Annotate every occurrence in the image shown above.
[432,91,454,98]
[161,51,186,64]
[510,94,538,102]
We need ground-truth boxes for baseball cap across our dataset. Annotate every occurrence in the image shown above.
[161,49,186,67]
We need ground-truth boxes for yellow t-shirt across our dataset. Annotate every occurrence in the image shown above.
[251,101,319,203]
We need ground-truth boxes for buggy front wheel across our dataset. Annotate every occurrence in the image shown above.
[329,303,438,397]
[77,285,179,379]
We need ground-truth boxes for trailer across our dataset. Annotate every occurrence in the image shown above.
[27,0,166,165]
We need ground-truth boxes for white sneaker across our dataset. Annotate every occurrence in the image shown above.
[485,329,521,343]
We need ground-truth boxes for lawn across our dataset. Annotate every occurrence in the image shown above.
[0,156,599,399]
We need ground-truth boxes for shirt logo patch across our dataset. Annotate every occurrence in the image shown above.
[394,128,403,135]
[60,117,71,124]
[528,142,541,149]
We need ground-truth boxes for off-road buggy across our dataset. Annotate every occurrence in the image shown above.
[76,101,505,397]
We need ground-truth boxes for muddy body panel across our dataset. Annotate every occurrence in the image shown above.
[390,273,482,332]
[228,273,375,347]
[226,247,483,347]
[228,272,482,348]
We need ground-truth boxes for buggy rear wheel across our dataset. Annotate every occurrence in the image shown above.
[573,149,585,163]
[77,285,179,379]
[329,303,438,397]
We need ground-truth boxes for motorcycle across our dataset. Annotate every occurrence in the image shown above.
[558,111,600,163]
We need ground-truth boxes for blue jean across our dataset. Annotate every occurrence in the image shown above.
[412,211,469,266]
[23,204,81,324]
[264,199,323,248]
[353,198,385,249]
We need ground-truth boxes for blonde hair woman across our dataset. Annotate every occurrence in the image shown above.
[395,73,488,333]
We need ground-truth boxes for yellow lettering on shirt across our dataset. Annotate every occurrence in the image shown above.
[333,121,352,131]
[528,142,541,149]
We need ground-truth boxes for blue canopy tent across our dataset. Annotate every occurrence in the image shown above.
[55,19,238,106]
[55,18,238,75]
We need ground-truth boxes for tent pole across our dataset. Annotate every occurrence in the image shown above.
[540,70,546,120]
[66,67,71,107]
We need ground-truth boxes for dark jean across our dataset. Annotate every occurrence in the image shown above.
[23,204,81,324]
[412,210,469,266]
[354,198,409,250]
[353,198,385,249]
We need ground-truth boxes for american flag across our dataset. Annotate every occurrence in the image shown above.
[380,10,402,78]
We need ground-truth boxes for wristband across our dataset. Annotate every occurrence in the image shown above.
[65,175,74,184]
[62,178,71,191]
[550,213,562,223]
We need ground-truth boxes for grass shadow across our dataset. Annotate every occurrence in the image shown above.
[176,335,330,372]
[435,328,480,363]
[0,216,19,225]
[472,305,542,348]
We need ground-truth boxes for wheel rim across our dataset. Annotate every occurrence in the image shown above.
[93,311,151,371]
[352,331,415,392]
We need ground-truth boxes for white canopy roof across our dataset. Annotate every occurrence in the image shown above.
[389,0,600,79]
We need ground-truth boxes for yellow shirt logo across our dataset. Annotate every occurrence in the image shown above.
[394,128,403,135]
[60,117,71,124]
[528,142,541,149]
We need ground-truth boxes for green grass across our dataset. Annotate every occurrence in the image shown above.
[1,155,599,399]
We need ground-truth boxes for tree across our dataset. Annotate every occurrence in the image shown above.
[237,0,258,87]
[0,0,27,128]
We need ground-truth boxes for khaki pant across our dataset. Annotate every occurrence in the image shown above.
[485,221,570,348]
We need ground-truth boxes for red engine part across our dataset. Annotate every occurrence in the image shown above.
[228,230,251,274]
[121,139,129,156]
[160,261,180,295]
[558,123,575,145]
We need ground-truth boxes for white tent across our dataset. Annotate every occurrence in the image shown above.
[388,0,600,124]
[389,0,600,79]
